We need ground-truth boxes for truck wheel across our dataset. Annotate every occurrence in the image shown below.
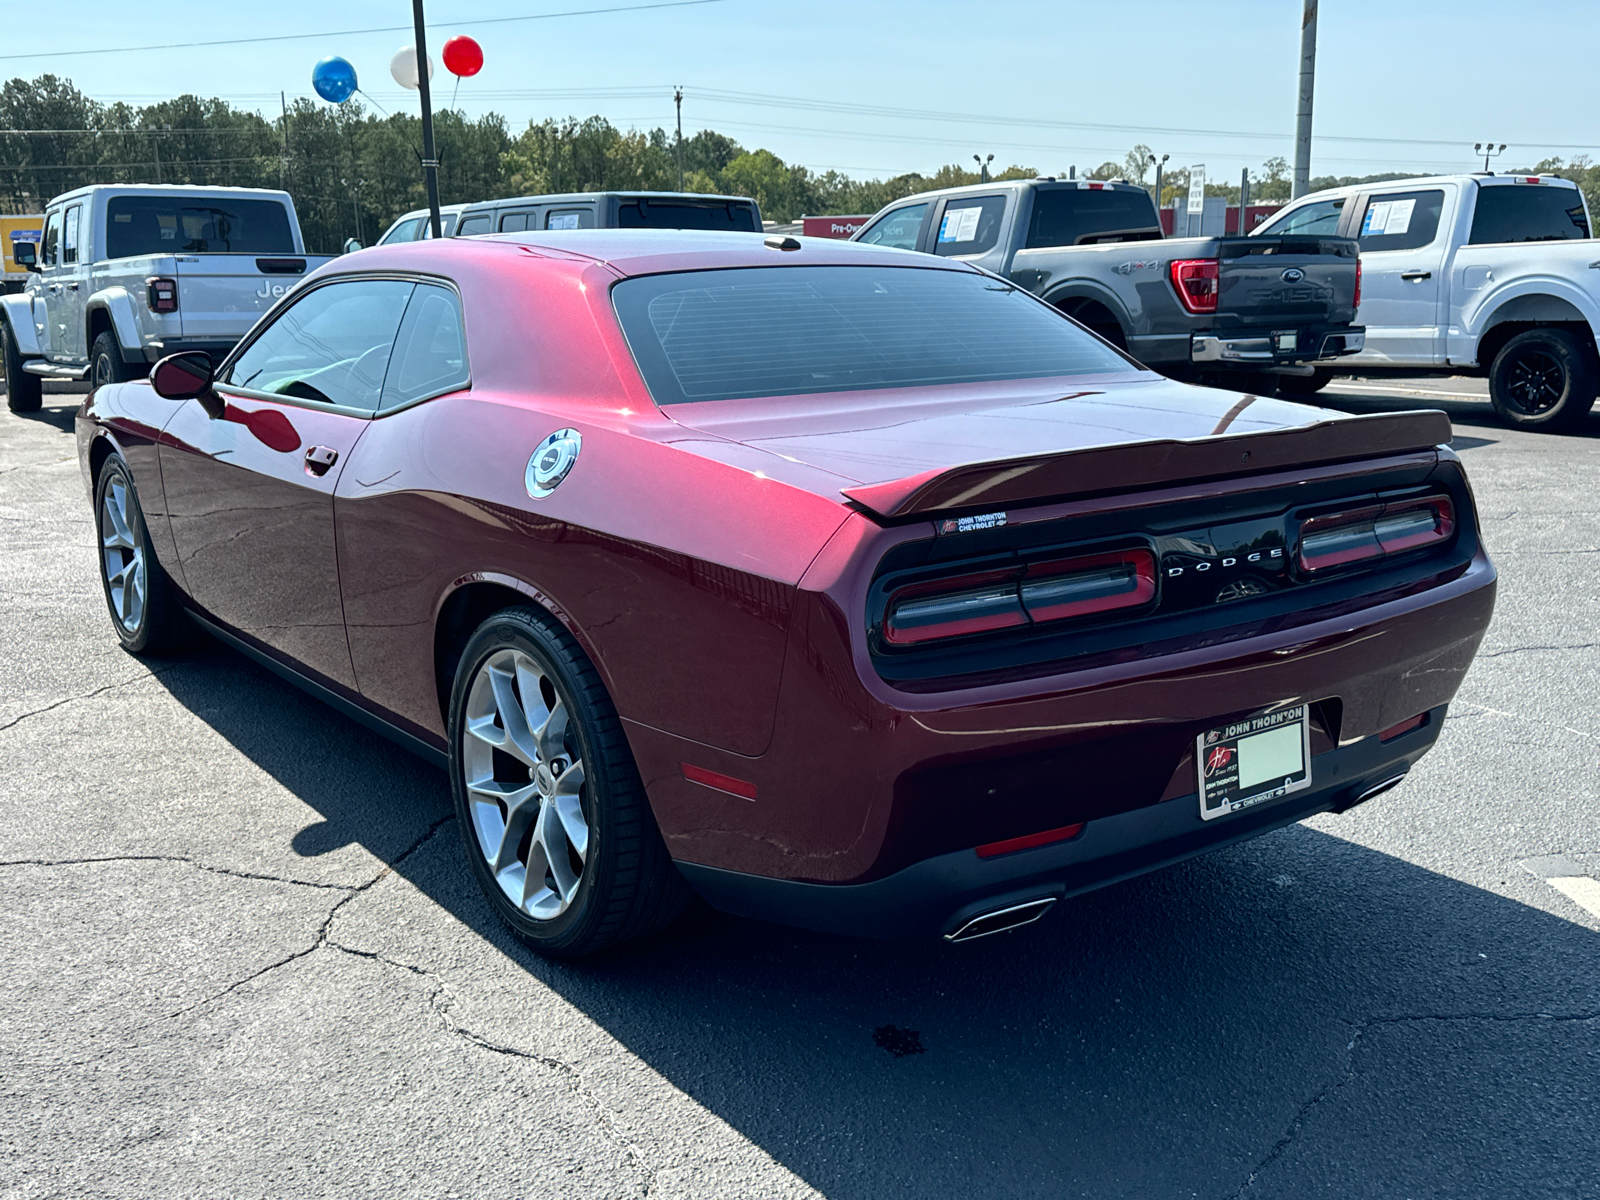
[1,317,42,414]
[1277,369,1332,397]
[1489,328,1598,432]
[91,332,135,389]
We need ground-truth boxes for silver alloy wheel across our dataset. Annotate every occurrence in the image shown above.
[100,476,146,633]
[93,351,114,388]
[461,647,590,920]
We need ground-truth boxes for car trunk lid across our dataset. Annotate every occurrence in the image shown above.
[662,375,1448,519]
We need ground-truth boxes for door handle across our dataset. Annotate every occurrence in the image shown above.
[66,281,79,291]
[1400,270,1432,281]
[47,283,60,293]
[304,445,339,476]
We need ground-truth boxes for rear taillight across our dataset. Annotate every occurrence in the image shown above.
[1298,496,1455,574]
[884,549,1155,646]
[1353,258,1362,311]
[1169,258,1219,314]
[146,276,178,313]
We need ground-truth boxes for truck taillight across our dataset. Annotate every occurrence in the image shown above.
[1169,258,1219,314]
[146,277,178,313]
[883,549,1156,645]
[1298,496,1454,574]
[1353,259,1362,312]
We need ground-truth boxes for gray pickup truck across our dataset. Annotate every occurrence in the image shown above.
[2,184,332,413]
[852,179,1364,392]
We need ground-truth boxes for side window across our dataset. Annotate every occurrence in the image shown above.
[41,209,60,268]
[380,216,424,245]
[546,208,592,230]
[934,195,1007,256]
[63,205,81,265]
[856,203,928,251]
[456,213,492,237]
[379,284,469,412]
[224,279,415,412]
[1256,198,1344,237]
[499,211,533,232]
[1357,189,1445,252]
[1469,185,1591,244]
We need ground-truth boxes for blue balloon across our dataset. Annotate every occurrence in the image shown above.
[312,56,358,104]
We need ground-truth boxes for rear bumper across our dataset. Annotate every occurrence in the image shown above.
[1191,326,1364,366]
[678,706,1443,940]
[142,337,240,365]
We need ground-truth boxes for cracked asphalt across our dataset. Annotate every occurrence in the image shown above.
[2,377,1598,1200]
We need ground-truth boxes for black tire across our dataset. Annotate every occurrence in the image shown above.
[1276,369,1332,397]
[1,316,42,414]
[1488,327,1598,432]
[93,454,190,655]
[90,331,134,389]
[447,605,690,958]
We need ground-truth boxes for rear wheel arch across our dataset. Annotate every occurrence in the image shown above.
[1050,293,1130,349]
[433,576,610,733]
[1475,295,1597,371]
[85,305,114,360]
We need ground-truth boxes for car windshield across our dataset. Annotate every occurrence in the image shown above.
[612,265,1131,405]
[105,196,295,257]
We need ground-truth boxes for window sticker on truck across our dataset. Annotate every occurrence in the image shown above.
[1362,198,1415,238]
[939,207,983,243]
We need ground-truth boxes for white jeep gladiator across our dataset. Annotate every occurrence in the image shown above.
[1254,172,1600,430]
[1,184,331,413]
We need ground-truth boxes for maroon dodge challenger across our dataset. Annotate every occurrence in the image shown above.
[77,230,1495,956]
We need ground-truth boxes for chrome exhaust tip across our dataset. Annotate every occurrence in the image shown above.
[944,897,1057,943]
[1333,771,1409,813]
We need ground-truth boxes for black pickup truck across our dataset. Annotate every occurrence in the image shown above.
[852,179,1365,394]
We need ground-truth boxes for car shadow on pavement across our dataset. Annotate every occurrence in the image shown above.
[148,636,1600,1200]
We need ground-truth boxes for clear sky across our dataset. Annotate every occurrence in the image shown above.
[12,0,1600,183]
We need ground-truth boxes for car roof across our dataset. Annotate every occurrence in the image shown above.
[461,191,758,212]
[879,178,1148,205]
[1292,173,1581,205]
[45,183,294,206]
[331,228,971,279]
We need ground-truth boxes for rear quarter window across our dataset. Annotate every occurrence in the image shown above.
[105,196,295,258]
[1470,185,1591,243]
[1357,190,1445,252]
[456,213,493,237]
[616,200,758,231]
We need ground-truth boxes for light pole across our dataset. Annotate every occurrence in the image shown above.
[411,0,443,239]
[973,153,993,183]
[1475,142,1507,172]
[1152,152,1169,208]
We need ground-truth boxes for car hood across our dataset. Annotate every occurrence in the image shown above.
[661,372,1450,518]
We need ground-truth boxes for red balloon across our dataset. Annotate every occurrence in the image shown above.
[442,35,483,78]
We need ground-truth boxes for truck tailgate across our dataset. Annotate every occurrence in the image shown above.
[1216,236,1359,332]
[174,254,311,340]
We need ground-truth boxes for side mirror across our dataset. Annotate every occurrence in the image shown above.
[342,237,362,254]
[12,240,37,271]
[150,351,215,400]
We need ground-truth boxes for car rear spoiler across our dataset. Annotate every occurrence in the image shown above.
[840,409,1452,520]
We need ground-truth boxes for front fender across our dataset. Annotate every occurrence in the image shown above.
[84,287,145,362]
[0,292,41,356]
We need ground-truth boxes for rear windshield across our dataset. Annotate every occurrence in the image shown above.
[1470,184,1591,243]
[612,265,1131,405]
[616,200,759,232]
[1026,188,1161,248]
[105,196,295,258]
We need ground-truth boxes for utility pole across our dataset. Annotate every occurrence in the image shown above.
[1153,152,1169,213]
[674,88,684,191]
[152,136,161,185]
[1292,0,1317,199]
[1239,167,1251,233]
[412,0,443,239]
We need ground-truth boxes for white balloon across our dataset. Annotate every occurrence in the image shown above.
[389,46,435,90]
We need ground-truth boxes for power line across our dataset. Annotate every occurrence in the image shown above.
[0,0,729,62]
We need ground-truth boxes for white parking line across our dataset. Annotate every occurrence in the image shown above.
[1520,856,1600,922]
[1546,876,1600,921]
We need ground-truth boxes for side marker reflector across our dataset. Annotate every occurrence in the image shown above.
[681,763,758,800]
[976,822,1086,859]
[1379,713,1428,742]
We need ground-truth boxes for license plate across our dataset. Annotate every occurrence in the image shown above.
[1197,704,1312,821]
[1274,331,1299,352]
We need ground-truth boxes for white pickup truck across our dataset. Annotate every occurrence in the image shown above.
[1253,172,1600,430]
[1,184,332,414]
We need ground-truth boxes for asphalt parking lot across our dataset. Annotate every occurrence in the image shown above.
[2,376,1597,1200]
